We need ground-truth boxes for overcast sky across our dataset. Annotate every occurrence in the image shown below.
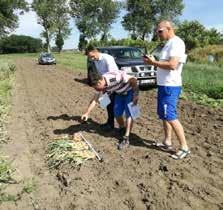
[14,0,223,49]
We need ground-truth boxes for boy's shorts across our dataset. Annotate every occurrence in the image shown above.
[157,86,181,121]
[114,89,133,118]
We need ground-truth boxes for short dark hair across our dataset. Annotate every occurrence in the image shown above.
[88,70,102,86]
[85,44,98,55]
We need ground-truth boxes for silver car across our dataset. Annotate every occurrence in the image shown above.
[38,53,56,65]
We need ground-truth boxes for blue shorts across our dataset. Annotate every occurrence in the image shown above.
[157,86,181,121]
[114,89,133,118]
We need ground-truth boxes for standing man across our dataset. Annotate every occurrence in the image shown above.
[85,45,119,131]
[144,20,190,160]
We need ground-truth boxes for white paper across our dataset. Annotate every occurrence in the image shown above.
[98,93,111,109]
[128,102,140,120]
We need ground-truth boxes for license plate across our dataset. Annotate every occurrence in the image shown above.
[140,79,155,84]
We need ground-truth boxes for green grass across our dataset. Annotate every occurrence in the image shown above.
[22,178,37,194]
[0,156,15,183]
[0,57,15,143]
[0,52,87,72]
[183,63,223,99]
[54,52,86,71]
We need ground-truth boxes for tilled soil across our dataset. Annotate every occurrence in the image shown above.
[1,58,222,210]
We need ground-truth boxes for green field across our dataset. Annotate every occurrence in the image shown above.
[183,63,223,99]
[0,52,222,107]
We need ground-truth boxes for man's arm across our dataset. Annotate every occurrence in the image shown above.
[144,56,180,70]
[81,92,100,121]
[128,77,139,105]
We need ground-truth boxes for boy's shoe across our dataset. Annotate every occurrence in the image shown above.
[118,136,130,150]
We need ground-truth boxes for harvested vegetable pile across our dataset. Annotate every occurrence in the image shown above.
[47,133,95,169]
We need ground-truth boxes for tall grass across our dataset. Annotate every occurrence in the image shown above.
[0,57,15,143]
[189,45,223,65]
[183,62,223,99]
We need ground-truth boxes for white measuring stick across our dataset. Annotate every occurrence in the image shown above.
[79,132,102,161]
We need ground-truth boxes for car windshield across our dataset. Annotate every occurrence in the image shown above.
[100,48,142,59]
[41,53,53,58]
[112,48,142,59]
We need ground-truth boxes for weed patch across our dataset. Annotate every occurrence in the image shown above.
[47,134,95,169]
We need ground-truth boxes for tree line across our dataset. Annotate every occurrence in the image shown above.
[0,0,222,54]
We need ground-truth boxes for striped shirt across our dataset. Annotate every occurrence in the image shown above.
[103,71,134,94]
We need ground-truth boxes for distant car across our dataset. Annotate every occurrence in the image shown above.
[38,53,56,65]
[87,46,156,86]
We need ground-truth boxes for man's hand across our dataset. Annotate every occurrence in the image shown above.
[143,54,155,65]
[81,113,89,121]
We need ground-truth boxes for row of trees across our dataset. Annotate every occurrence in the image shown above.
[0,35,42,53]
[0,0,222,53]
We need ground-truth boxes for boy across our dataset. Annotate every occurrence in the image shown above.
[81,70,139,150]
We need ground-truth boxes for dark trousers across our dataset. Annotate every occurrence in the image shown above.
[106,93,115,126]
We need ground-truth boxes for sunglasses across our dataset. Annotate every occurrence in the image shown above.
[156,28,166,34]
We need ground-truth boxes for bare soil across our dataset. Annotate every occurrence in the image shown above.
[1,58,223,210]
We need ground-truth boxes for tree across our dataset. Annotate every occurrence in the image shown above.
[96,0,121,41]
[122,0,184,40]
[0,0,28,37]
[69,0,121,50]
[206,28,223,45]
[122,0,153,40]
[0,35,42,53]
[151,0,184,23]
[176,20,223,51]
[55,33,64,52]
[53,0,71,53]
[32,0,57,53]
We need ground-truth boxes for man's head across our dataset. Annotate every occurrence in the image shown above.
[85,44,100,60]
[156,20,175,41]
[88,71,106,91]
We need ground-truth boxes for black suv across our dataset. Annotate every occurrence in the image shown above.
[87,46,156,86]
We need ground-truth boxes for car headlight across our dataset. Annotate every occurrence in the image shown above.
[139,72,145,77]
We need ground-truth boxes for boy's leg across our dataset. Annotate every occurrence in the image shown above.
[125,117,133,137]
[116,116,125,128]
[117,90,134,150]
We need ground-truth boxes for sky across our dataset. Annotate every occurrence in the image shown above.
[14,0,223,49]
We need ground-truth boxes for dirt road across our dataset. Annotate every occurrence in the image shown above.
[1,58,223,210]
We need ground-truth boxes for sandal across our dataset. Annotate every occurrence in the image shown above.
[152,142,173,150]
[171,149,190,160]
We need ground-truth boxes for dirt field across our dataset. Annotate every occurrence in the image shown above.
[1,58,222,210]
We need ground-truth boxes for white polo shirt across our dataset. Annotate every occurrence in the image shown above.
[157,36,186,86]
[94,53,119,75]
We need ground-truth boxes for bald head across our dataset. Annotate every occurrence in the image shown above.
[156,20,175,40]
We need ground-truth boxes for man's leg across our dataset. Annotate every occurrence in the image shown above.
[168,119,188,150]
[163,120,172,145]
[106,93,115,127]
